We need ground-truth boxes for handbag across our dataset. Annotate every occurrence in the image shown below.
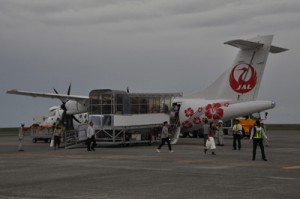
[50,139,54,147]
[206,138,211,148]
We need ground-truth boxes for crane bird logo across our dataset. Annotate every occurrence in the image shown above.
[229,63,257,93]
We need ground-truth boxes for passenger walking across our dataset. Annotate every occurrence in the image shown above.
[86,122,96,151]
[250,120,268,161]
[216,120,224,146]
[53,124,63,150]
[232,119,242,150]
[18,122,29,151]
[157,121,173,152]
[204,122,217,155]
[203,119,209,146]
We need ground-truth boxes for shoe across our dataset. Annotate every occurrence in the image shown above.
[233,148,236,150]
[212,152,216,155]
[252,159,255,161]
[87,149,91,151]
[169,150,174,153]
[204,149,207,154]
[262,158,268,161]
[91,148,95,151]
[156,149,161,152]
[18,149,24,152]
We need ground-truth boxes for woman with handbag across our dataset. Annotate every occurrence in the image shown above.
[204,122,217,155]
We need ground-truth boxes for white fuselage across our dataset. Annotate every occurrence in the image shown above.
[40,106,88,130]
[175,98,275,131]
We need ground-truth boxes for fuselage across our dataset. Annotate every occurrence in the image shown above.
[174,97,275,131]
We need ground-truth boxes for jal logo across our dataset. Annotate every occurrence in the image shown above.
[229,63,257,93]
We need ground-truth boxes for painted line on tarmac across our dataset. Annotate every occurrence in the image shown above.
[267,176,299,181]
[282,165,300,170]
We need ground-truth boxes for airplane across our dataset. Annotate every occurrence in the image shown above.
[33,105,88,130]
[7,35,287,134]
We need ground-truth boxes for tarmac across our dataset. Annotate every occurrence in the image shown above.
[0,130,299,199]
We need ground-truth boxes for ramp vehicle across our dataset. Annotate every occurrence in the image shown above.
[236,112,268,138]
[31,125,53,143]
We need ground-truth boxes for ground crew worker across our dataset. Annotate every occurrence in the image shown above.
[216,120,224,146]
[232,119,242,150]
[53,124,63,150]
[18,122,29,151]
[52,118,61,131]
[250,120,268,161]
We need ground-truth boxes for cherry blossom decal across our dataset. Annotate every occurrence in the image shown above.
[193,117,201,125]
[184,107,194,118]
[182,121,193,128]
[197,107,203,113]
[205,103,224,120]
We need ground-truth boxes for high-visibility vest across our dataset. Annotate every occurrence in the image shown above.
[253,126,263,139]
[232,124,242,134]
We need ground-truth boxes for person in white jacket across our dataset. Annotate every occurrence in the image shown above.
[156,121,173,152]
[18,123,29,151]
[86,122,96,151]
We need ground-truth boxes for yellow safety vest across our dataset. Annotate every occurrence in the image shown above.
[253,126,262,139]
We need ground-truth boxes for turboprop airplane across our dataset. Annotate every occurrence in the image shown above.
[33,105,88,129]
[7,35,287,133]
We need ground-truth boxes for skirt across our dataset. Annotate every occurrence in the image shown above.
[206,136,216,150]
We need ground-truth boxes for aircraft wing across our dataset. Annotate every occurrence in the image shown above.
[6,89,89,102]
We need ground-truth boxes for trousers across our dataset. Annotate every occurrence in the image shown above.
[252,139,266,160]
[158,137,172,151]
[233,134,241,149]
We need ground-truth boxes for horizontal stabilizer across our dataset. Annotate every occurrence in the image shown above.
[269,45,288,53]
[225,39,288,53]
[224,39,263,50]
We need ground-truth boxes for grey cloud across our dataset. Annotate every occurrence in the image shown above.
[1,0,300,127]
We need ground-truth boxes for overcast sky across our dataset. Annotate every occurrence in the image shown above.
[1,0,299,127]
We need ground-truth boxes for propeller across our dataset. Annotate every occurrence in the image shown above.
[53,83,81,130]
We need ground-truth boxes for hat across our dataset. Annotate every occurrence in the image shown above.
[218,120,223,123]
[21,122,25,126]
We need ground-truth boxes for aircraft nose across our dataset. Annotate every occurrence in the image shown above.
[271,100,276,108]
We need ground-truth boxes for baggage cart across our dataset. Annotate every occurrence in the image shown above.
[31,126,53,143]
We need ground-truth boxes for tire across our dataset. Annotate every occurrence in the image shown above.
[181,132,188,138]
[32,138,37,143]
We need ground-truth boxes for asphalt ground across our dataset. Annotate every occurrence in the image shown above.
[0,130,299,199]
